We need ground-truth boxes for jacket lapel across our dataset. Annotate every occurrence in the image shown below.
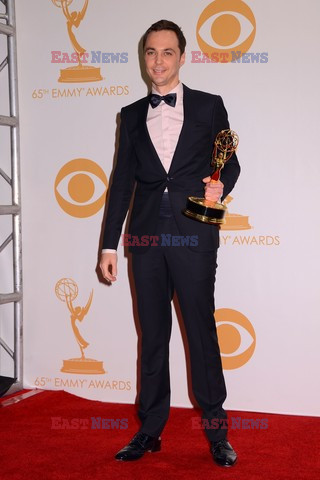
[168,84,193,176]
[138,96,167,175]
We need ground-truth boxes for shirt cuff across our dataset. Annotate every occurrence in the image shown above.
[102,249,117,254]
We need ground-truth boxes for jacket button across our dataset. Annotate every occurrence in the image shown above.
[167,176,173,181]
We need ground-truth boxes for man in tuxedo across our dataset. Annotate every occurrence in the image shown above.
[100,19,240,467]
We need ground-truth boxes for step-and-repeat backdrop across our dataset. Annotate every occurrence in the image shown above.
[10,0,319,415]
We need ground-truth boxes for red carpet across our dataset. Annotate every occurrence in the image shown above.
[0,390,319,480]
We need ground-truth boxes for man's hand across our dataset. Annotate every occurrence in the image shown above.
[202,177,224,203]
[100,252,118,283]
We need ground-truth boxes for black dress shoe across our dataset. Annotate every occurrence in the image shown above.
[115,432,161,461]
[211,439,237,467]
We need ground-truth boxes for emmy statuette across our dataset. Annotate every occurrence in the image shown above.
[183,129,239,225]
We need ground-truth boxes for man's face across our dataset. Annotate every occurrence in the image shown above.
[144,30,185,93]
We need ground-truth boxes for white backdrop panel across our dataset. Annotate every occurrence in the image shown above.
[12,0,320,415]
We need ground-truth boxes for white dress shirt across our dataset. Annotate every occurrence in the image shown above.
[103,82,184,254]
[147,81,184,175]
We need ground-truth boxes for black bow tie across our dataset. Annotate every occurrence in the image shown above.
[149,93,177,108]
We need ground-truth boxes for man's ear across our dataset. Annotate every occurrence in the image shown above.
[180,52,186,67]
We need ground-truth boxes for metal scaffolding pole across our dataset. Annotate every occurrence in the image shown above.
[0,0,23,395]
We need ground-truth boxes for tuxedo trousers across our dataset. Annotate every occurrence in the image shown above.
[131,198,228,442]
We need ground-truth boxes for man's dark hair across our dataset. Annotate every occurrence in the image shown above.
[142,19,186,56]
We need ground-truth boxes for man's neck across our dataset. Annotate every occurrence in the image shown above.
[152,80,180,95]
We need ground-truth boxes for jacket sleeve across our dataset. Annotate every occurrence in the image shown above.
[102,108,137,250]
[211,95,240,201]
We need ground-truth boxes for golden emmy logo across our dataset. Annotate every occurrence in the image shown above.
[215,308,256,369]
[220,195,252,230]
[55,278,105,374]
[51,0,103,83]
[54,158,108,218]
[197,0,256,63]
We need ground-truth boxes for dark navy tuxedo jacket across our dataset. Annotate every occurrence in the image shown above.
[103,84,240,253]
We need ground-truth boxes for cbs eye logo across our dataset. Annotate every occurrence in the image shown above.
[215,308,256,369]
[54,158,108,218]
[197,0,256,62]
